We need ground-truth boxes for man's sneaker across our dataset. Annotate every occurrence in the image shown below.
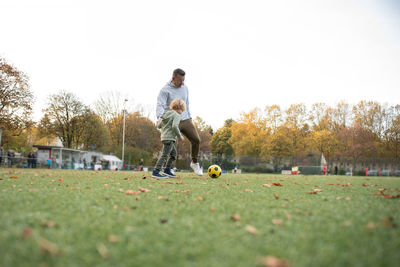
[152,169,168,179]
[163,168,176,178]
[190,162,203,176]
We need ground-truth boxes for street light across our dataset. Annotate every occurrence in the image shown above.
[122,99,128,169]
[0,125,4,146]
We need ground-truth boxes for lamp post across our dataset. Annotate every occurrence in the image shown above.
[122,99,128,169]
[0,125,4,146]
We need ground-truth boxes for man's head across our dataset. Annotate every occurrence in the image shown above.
[170,98,186,114]
[172,68,185,88]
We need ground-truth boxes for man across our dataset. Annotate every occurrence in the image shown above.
[156,68,203,176]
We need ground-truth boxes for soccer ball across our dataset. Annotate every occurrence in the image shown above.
[208,164,222,178]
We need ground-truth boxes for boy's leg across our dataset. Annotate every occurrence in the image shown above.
[179,119,201,163]
[154,141,175,171]
[165,143,177,169]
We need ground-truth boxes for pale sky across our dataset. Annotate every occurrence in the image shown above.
[1,0,400,130]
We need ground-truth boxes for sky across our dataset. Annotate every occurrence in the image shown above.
[1,0,400,130]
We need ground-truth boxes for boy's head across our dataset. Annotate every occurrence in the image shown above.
[170,98,186,114]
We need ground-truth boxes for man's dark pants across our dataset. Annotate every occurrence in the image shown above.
[179,119,201,164]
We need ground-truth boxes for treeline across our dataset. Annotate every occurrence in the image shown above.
[1,57,399,169]
[212,102,400,169]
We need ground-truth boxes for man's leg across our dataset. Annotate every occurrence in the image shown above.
[179,119,201,163]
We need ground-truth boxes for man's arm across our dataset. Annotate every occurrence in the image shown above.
[156,88,168,119]
[185,86,191,119]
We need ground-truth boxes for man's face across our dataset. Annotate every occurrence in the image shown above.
[172,74,185,88]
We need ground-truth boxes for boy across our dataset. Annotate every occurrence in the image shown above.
[152,98,185,179]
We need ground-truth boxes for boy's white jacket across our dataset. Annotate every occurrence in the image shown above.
[156,81,191,121]
[157,110,183,141]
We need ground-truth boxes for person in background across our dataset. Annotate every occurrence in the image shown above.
[0,146,3,166]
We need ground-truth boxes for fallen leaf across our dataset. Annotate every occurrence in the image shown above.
[263,184,272,187]
[382,194,400,199]
[104,184,110,187]
[9,176,18,179]
[272,182,283,186]
[41,221,56,228]
[313,189,323,192]
[108,235,119,243]
[366,222,377,229]
[274,193,279,200]
[259,256,289,267]
[58,178,63,182]
[306,191,317,194]
[39,238,60,255]
[96,243,109,259]
[125,190,140,195]
[245,189,253,192]
[210,206,216,212]
[231,214,241,221]
[245,225,258,235]
[345,196,352,200]
[382,216,396,228]
[22,227,32,238]
[272,219,283,226]
[139,187,151,193]
[197,196,205,201]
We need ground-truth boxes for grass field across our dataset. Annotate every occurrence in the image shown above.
[0,169,399,267]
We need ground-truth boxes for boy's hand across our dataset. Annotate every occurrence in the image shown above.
[180,136,184,141]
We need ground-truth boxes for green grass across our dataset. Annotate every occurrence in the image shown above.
[0,169,399,267]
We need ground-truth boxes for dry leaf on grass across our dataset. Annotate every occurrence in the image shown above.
[139,187,151,193]
[259,256,289,267]
[313,188,323,192]
[96,243,109,259]
[57,178,63,182]
[274,193,279,200]
[245,225,258,235]
[231,214,241,221]
[108,235,119,243]
[272,219,283,226]
[39,237,60,255]
[125,190,140,195]
[22,227,32,238]
[245,189,253,192]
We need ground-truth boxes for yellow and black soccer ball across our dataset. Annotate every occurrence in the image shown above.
[208,164,222,178]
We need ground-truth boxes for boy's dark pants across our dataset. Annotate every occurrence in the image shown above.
[155,141,177,171]
[179,119,201,163]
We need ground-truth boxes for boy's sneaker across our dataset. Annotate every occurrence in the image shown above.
[163,168,176,178]
[152,169,168,179]
[190,162,203,176]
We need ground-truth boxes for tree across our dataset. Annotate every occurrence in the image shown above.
[264,105,283,132]
[283,104,309,164]
[229,108,269,158]
[210,123,234,157]
[337,123,377,170]
[0,57,34,145]
[383,105,400,160]
[41,91,89,148]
